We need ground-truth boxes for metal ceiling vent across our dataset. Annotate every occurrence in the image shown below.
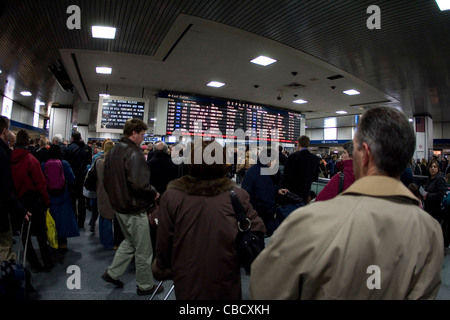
[286,82,305,89]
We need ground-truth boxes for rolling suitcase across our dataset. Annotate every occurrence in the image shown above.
[149,280,175,300]
[0,220,32,300]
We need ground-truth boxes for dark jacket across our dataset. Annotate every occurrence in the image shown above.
[34,147,48,165]
[424,173,448,221]
[282,148,320,203]
[104,137,157,214]
[0,139,27,232]
[147,151,180,194]
[64,140,90,178]
[241,160,279,223]
[153,176,265,300]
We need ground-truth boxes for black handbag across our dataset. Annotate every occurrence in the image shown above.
[230,190,265,273]
[83,161,97,192]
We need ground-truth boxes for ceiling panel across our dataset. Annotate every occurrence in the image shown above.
[0,0,449,129]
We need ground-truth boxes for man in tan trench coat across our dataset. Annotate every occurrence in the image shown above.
[250,106,444,300]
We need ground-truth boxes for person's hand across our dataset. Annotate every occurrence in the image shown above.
[423,192,428,200]
[278,188,289,195]
[24,212,32,221]
[154,192,160,201]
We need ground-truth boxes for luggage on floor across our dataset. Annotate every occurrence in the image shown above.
[0,220,33,300]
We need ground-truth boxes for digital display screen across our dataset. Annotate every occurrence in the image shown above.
[158,92,302,143]
[96,95,149,133]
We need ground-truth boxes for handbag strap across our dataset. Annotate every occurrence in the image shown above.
[230,190,251,231]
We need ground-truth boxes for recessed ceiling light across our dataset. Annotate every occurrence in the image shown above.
[293,99,308,104]
[250,55,277,66]
[99,93,110,97]
[20,91,32,96]
[343,89,360,95]
[207,81,225,88]
[436,0,450,11]
[409,118,414,122]
[96,67,112,74]
[336,110,348,114]
[92,26,117,39]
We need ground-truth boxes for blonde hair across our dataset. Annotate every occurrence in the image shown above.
[103,140,114,155]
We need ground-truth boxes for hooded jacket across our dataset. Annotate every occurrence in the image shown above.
[10,148,50,207]
[103,137,157,214]
[316,159,355,202]
[250,176,443,300]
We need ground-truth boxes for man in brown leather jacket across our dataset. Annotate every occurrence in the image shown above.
[101,118,162,296]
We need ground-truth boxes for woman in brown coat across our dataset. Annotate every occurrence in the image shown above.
[152,140,265,300]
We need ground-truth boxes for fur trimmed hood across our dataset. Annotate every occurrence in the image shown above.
[167,175,236,197]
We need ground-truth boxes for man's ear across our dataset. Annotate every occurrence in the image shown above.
[362,142,371,167]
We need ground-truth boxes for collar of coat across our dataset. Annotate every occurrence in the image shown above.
[341,175,420,206]
[167,175,236,197]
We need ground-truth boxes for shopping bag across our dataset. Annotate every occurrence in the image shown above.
[46,209,58,249]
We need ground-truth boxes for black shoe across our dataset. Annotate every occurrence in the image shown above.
[102,272,124,288]
[136,284,164,296]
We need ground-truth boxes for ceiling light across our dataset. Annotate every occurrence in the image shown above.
[99,93,110,97]
[436,0,450,11]
[343,89,360,95]
[20,91,32,96]
[92,26,117,39]
[409,118,414,122]
[250,55,277,66]
[336,110,348,114]
[96,67,112,74]
[293,99,308,104]
[207,81,225,88]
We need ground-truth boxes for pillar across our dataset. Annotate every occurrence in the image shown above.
[414,114,433,162]
[49,106,72,142]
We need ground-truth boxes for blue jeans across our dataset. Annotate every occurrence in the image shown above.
[99,216,114,250]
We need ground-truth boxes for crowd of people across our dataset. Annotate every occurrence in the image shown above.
[1,106,450,300]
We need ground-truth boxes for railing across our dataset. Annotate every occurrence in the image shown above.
[311,177,330,195]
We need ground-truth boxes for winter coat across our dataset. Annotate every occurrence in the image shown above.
[316,159,355,202]
[41,159,78,238]
[104,137,157,214]
[424,173,448,221]
[250,176,443,300]
[147,151,180,194]
[64,140,90,178]
[95,155,115,220]
[241,160,279,223]
[0,139,27,233]
[153,176,265,300]
[10,148,50,207]
[282,148,320,202]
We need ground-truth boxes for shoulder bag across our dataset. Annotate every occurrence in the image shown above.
[230,189,265,273]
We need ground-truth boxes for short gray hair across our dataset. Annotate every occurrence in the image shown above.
[355,107,415,177]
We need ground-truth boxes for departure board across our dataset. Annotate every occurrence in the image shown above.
[96,95,149,133]
[159,92,302,143]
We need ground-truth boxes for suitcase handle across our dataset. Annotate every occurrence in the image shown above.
[17,220,32,267]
